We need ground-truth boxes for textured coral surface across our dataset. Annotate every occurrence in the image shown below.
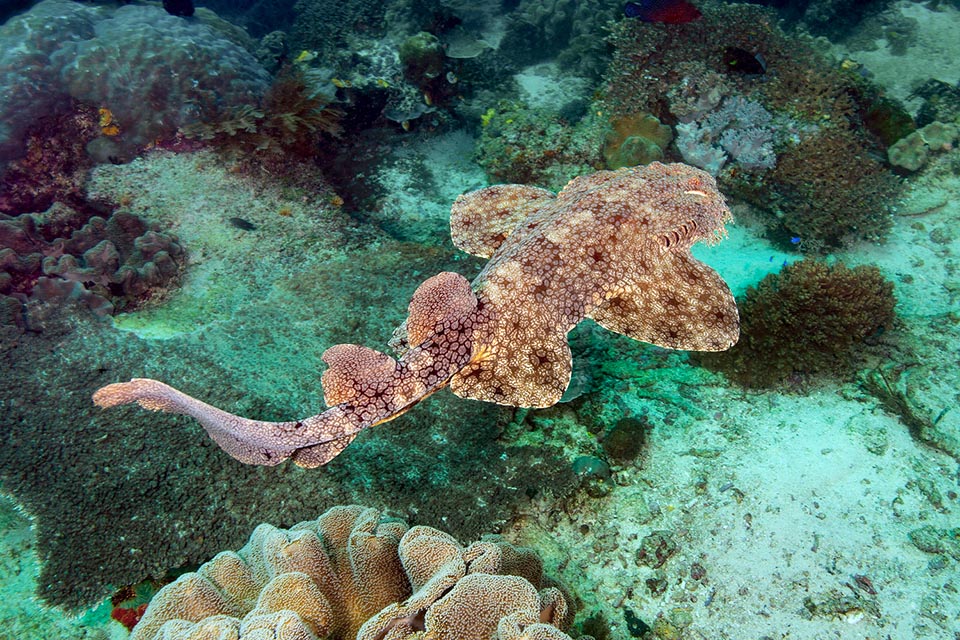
[0,204,183,321]
[698,259,897,387]
[0,0,270,162]
[132,505,573,640]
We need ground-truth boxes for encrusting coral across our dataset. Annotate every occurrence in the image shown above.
[93,162,739,467]
[131,505,574,640]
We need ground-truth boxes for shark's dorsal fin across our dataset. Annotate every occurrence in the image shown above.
[450,185,554,258]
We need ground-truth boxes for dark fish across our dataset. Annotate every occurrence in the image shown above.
[163,0,194,17]
[228,217,257,231]
[624,0,702,24]
[722,47,767,76]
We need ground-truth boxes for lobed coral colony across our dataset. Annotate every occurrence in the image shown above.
[130,505,574,640]
[94,162,739,467]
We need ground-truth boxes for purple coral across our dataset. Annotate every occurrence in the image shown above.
[675,96,777,175]
[0,204,183,322]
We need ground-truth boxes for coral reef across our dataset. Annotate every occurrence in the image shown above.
[0,0,270,163]
[476,102,603,189]
[290,0,388,59]
[912,79,960,128]
[0,204,183,321]
[602,0,903,249]
[181,67,343,162]
[0,102,102,215]
[131,505,574,640]
[766,129,900,247]
[674,96,777,175]
[887,121,959,172]
[697,260,896,387]
[499,0,619,78]
[602,113,673,170]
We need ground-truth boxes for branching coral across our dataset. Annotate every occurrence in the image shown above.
[697,260,896,387]
[674,97,776,175]
[131,505,575,640]
[767,129,899,247]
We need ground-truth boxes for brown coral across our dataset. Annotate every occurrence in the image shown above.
[697,259,896,387]
[602,113,673,170]
[766,129,899,247]
[131,505,574,640]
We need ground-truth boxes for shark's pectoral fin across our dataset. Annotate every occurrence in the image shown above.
[590,252,739,351]
[450,184,555,258]
[321,344,398,407]
[450,307,572,408]
[290,432,360,468]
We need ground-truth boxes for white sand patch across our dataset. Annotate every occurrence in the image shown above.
[515,384,958,639]
[832,1,960,112]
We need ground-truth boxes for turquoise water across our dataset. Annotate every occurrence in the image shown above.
[1,1,958,638]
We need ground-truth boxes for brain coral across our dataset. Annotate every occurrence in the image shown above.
[132,505,575,640]
[0,0,270,162]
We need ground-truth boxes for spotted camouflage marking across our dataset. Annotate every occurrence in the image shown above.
[93,163,738,467]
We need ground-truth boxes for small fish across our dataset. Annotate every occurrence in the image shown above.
[624,0,702,24]
[722,47,767,76]
[331,78,352,89]
[790,236,802,245]
[294,50,317,64]
[228,217,256,231]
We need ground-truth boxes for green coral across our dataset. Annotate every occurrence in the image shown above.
[475,102,603,190]
[698,260,897,387]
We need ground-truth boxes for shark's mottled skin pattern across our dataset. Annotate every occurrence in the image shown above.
[94,163,739,468]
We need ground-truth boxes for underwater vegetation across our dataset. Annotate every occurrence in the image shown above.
[181,67,343,163]
[129,505,575,640]
[698,259,897,387]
